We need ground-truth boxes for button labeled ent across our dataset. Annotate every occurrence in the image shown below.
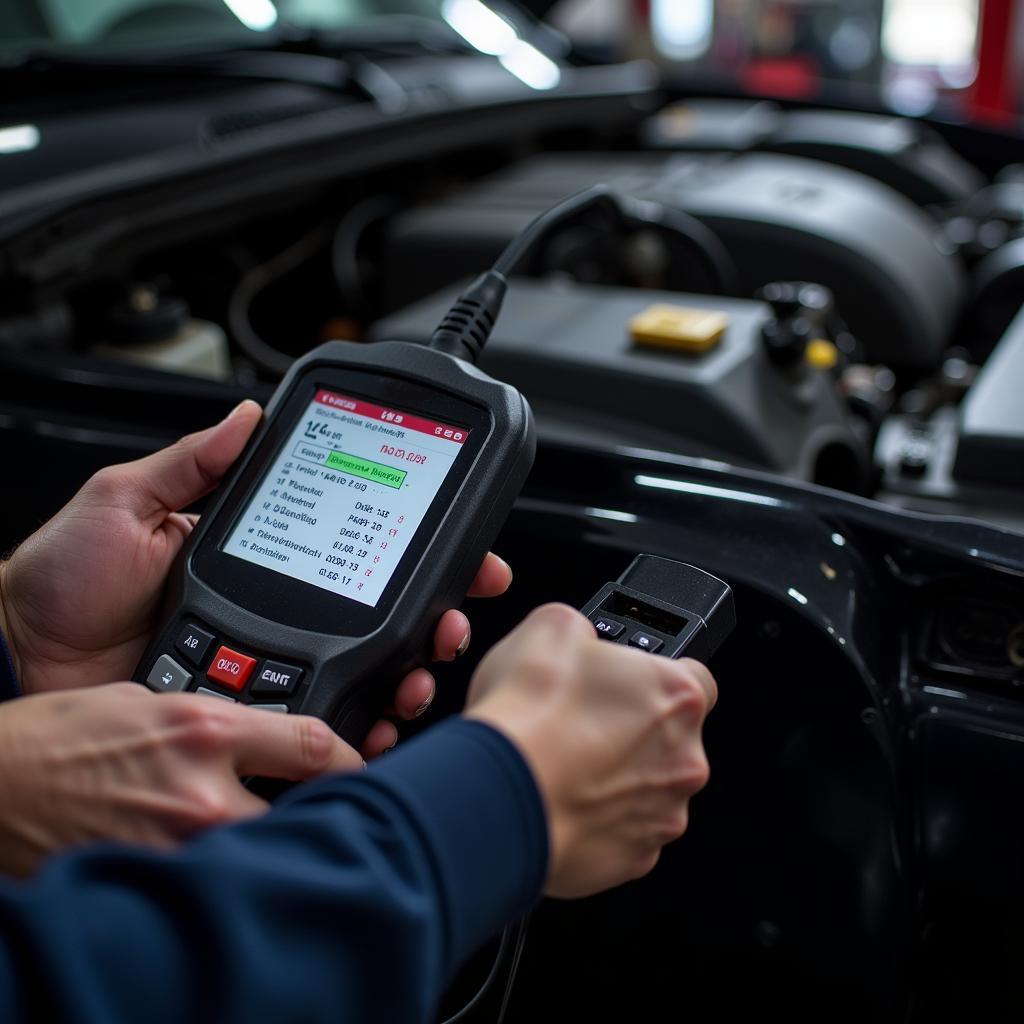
[251,661,304,697]
[206,646,257,692]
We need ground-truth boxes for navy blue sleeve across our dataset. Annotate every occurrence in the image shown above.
[0,717,548,1024]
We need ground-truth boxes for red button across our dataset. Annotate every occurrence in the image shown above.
[206,646,257,692]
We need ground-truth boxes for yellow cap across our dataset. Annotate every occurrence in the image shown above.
[806,338,839,370]
[629,304,729,354]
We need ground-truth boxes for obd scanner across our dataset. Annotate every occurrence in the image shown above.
[134,187,633,744]
[135,342,533,743]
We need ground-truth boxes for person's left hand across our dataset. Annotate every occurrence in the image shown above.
[0,401,512,759]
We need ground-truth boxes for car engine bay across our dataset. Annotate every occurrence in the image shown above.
[2,45,1024,1022]
[3,81,1023,532]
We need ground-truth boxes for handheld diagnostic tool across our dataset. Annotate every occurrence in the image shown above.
[132,188,636,742]
[134,339,533,743]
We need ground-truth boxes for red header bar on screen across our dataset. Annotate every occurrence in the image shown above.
[314,389,469,444]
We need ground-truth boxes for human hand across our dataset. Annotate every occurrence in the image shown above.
[464,604,716,899]
[0,401,512,759]
[0,682,362,877]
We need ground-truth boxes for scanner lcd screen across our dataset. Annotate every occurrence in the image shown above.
[223,388,469,608]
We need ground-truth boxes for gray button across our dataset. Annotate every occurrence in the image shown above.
[250,704,289,713]
[196,687,237,702]
[593,617,625,640]
[628,630,664,655]
[146,655,192,693]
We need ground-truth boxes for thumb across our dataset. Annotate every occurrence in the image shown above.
[127,400,263,519]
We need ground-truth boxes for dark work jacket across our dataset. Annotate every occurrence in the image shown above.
[0,631,548,1023]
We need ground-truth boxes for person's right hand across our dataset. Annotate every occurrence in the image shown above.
[465,604,717,899]
[0,683,362,877]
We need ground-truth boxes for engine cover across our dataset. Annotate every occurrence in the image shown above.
[382,152,964,370]
[372,279,869,490]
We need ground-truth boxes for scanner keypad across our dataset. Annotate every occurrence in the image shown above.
[146,621,303,712]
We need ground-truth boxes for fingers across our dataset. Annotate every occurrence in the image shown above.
[163,511,201,544]
[164,772,271,838]
[675,657,718,714]
[368,667,436,759]
[122,400,263,521]
[466,553,513,598]
[426,552,511,662]
[208,781,272,825]
[522,603,600,645]
[105,681,152,698]
[219,705,363,780]
[391,668,435,720]
[361,719,399,760]
[433,610,471,661]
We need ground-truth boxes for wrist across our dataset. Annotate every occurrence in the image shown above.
[464,699,570,884]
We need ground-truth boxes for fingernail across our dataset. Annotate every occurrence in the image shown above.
[225,399,255,421]
[496,555,513,585]
[455,630,471,658]
[383,742,397,754]
[414,696,433,718]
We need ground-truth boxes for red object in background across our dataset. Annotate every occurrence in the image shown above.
[743,55,821,99]
[969,0,1017,126]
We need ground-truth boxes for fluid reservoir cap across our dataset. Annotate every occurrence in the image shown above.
[107,286,190,345]
[629,303,729,354]
[805,338,839,370]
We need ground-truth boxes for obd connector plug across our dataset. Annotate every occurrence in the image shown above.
[581,555,735,662]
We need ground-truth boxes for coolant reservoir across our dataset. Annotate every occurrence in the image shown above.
[93,285,231,380]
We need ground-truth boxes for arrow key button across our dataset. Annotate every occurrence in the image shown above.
[146,655,192,693]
